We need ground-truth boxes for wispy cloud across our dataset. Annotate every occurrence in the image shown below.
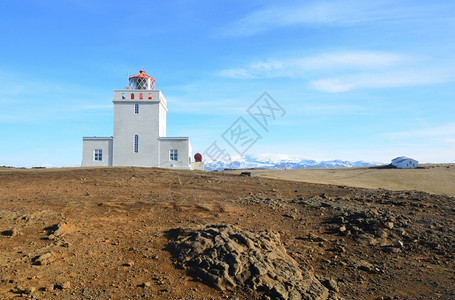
[285,102,372,115]
[383,123,455,140]
[217,51,455,92]
[311,67,455,92]
[299,52,406,69]
[311,79,351,93]
[218,51,407,79]
[219,1,453,37]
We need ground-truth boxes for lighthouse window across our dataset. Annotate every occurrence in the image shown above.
[134,135,139,153]
[170,149,178,161]
[94,149,102,161]
[131,93,135,100]
[139,93,144,99]
[121,93,126,99]
[148,93,152,99]
[134,104,139,114]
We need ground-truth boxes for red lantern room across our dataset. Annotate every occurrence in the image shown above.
[129,70,156,90]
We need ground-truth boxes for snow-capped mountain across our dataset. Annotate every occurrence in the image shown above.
[204,154,381,171]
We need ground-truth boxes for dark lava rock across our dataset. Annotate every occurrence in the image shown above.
[167,224,341,299]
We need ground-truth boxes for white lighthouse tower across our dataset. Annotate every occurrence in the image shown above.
[82,70,192,169]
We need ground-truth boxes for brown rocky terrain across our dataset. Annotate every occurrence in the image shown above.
[0,167,454,299]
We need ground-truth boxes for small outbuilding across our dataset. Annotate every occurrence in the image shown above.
[391,156,418,169]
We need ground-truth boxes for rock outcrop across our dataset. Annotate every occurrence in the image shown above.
[168,224,340,299]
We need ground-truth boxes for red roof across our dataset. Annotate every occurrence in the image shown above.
[129,70,155,81]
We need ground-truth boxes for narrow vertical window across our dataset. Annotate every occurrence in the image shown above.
[148,93,152,99]
[131,93,135,100]
[121,93,126,99]
[139,93,144,99]
[94,149,102,161]
[170,149,178,161]
[134,104,139,114]
[134,135,139,153]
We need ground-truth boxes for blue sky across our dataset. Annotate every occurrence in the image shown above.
[1,0,454,167]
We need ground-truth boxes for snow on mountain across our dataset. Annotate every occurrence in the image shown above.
[204,154,381,171]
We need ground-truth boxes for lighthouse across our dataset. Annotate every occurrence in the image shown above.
[82,70,193,169]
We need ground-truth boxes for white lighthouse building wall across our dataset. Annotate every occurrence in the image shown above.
[81,137,113,166]
[112,90,167,167]
[158,138,192,169]
[159,102,166,137]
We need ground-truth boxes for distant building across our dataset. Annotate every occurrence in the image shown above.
[391,156,418,169]
[82,70,197,169]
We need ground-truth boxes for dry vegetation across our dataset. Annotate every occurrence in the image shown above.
[226,164,455,197]
[0,166,454,299]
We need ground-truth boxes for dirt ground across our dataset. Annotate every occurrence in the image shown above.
[225,164,455,197]
[0,166,454,299]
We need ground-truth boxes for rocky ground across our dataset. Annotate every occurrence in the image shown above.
[0,167,454,299]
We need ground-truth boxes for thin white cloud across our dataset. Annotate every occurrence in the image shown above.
[287,103,371,115]
[300,52,406,69]
[383,123,455,139]
[220,1,367,36]
[311,67,455,92]
[311,79,351,93]
[217,51,455,92]
[219,1,455,37]
[218,59,284,79]
[218,51,408,79]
